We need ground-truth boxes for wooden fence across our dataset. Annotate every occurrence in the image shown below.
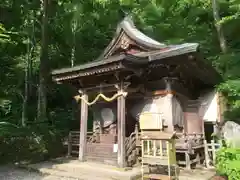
[64,131,222,169]
[204,140,221,168]
[64,131,93,156]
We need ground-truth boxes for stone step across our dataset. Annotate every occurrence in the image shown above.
[86,156,117,166]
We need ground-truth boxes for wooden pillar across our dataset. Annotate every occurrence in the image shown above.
[185,152,191,170]
[67,131,72,157]
[79,92,88,161]
[204,140,210,168]
[117,83,126,168]
[164,77,174,132]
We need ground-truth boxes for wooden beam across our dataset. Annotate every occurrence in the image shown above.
[79,92,88,161]
[117,82,126,168]
[78,82,130,92]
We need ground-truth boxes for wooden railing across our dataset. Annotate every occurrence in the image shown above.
[65,131,94,156]
[65,130,140,166]
[64,130,209,169]
[204,140,221,168]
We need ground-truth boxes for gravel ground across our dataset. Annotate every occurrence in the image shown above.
[0,165,216,180]
[0,166,78,180]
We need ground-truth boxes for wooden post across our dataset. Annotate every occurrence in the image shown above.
[117,83,126,168]
[211,140,216,165]
[164,77,174,132]
[135,123,139,141]
[185,152,191,170]
[196,152,201,165]
[67,131,72,157]
[79,92,88,161]
[204,140,210,168]
[202,118,205,139]
[153,140,156,157]
[134,124,141,165]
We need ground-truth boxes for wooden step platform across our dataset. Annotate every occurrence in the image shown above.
[143,173,177,180]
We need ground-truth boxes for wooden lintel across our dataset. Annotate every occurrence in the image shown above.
[146,90,176,96]
[87,86,141,95]
[78,82,130,93]
[146,78,192,98]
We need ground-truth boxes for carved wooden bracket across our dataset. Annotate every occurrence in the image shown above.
[114,82,131,92]
[120,35,130,50]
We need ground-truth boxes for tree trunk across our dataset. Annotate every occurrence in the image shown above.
[22,38,30,127]
[37,0,49,121]
[71,19,77,122]
[212,0,227,53]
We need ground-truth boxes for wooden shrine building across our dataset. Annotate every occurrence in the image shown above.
[51,17,221,168]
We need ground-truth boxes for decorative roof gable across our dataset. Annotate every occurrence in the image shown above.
[101,16,167,59]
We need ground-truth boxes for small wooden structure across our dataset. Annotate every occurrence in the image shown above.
[51,16,221,168]
[139,112,178,179]
[141,132,179,180]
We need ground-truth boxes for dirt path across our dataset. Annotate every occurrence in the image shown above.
[0,164,216,180]
[0,166,78,180]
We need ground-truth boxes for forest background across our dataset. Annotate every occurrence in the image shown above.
[0,0,240,174]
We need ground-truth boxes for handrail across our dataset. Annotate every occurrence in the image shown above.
[66,131,95,156]
[69,131,93,134]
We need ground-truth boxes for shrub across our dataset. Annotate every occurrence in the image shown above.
[0,123,66,164]
[216,147,240,180]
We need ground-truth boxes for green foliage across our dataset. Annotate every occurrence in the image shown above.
[218,79,240,120]
[219,0,240,25]
[216,147,240,180]
[0,123,66,164]
[0,24,10,43]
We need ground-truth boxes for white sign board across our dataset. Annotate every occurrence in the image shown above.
[113,144,118,152]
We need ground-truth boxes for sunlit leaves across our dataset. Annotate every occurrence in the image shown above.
[218,0,240,24]
[218,80,240,97]
[0,99,12,115]
[0,24,10,43]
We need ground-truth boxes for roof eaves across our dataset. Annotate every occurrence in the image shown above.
[147,43,199,61]
[51,54,126,76]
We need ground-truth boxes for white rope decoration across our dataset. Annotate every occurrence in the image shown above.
[74,91,127,106]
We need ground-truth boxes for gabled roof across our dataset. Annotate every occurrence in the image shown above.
[101,16,167,58]
[51,17,199,76]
